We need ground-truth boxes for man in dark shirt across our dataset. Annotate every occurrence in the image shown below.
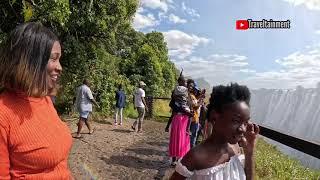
[115,84,126,125]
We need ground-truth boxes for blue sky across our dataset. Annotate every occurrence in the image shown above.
[133,0,320,89]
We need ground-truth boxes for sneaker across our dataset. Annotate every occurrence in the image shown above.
[119,123,123,126]
[89,128,95,135]
[114,122,118,126]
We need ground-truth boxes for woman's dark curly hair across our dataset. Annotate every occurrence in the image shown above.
[207,83,251,120]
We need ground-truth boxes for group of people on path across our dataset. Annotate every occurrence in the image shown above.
[0,22,260,180]
[167,73,207,166]
[73,79,148,137]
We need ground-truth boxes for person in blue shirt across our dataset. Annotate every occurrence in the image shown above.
[115,84,126,125]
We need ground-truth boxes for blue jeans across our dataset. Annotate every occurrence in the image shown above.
[190,122,199,148]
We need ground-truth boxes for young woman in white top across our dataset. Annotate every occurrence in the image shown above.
[170,83,260,180]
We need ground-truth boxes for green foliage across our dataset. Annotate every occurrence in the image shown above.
[22,0,33,22]
[0,0,177,114]
[123,103,138,119]
[29,0,70,31]
[136,44,164,96]
[255,138,320,179]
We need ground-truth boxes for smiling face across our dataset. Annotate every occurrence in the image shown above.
[213,101,250,144]
[46,41,62,90]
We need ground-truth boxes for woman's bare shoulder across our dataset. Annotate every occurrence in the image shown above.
[181,143,217,170]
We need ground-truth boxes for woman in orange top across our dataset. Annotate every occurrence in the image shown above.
[0,22,73,179]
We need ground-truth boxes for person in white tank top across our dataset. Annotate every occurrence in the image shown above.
[170,83,260,180]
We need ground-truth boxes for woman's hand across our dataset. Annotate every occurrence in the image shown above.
[242,122,260,153]
[242,122,259,180]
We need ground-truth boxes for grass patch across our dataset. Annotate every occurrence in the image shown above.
[123,103,138,119]
[153,99,171,122]
[255,138,320,179]
[151,110,320,179]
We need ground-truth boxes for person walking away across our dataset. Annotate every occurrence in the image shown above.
[115,84,126,125]
[75,79,100,138]
[132,81,148,132]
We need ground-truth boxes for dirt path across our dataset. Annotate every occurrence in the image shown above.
[64,117,175,180]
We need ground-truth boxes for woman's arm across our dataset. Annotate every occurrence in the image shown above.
[244,150,255,180]
[0,125,10,179]
[170,150,197,180]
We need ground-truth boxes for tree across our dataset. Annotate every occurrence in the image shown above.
[0,0,177,114]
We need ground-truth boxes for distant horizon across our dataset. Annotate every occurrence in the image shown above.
[193,76,320,91]
[133,0,320,90]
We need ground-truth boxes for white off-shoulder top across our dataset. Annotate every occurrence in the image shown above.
[175,154,246,180]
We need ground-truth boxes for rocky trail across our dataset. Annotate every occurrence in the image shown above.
[64,117,175,180]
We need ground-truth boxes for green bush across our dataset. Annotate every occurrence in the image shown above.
[123,103,138,119]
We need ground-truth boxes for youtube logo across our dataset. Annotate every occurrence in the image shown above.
[236,20,249,30]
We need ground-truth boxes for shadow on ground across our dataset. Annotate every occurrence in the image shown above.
[101,155,169,179]
[93,119,113,125]
[111,129,132,133]
[126,147,164,156]
[146,141,168,147]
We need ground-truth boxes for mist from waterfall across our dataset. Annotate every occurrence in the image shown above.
[251,85,320,169]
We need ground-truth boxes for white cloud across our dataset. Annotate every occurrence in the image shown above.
[140,0,172,12]
[163,30,210,59]
[172,45,320,89]
[315,30,320,34]
[283,0,320,10]
[239,69,256,73]
[168,14,187,24]
[158,12,167,21]
[133,13,159,30]
[137,7,144,13]
[244,45,320,89]
[173,54,250,85]
[181,2,200,18]
[133,0,175,30]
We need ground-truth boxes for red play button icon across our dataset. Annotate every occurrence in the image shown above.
[236,20,249,30]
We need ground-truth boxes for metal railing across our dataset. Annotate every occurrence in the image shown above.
[259,126,320,159]
[148,96,320,159]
